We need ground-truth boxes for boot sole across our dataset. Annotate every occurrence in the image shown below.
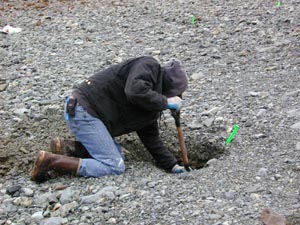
[31,151,47,182]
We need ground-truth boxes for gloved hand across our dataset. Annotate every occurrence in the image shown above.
[171,164,187,174]
[167,96,182,111]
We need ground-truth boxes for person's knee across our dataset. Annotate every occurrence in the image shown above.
[110,158,125,175]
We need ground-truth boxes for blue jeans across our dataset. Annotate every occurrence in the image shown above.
[66,104,125,177]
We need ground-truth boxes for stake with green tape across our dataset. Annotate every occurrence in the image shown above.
[226,124,240,144]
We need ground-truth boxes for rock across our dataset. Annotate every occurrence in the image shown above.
[245,121,252,127]
[250,193,261,201]
[188,120,202,129]
[151,50,161,55]
[8,166,19,176]
[260,208,287,225]
[248,91,261,97]
[291,122,300,129]
[256,109,267,117]
[59,187,73,204]
[31,211,44,221]
[81,186,117,204]
[201,107,221,116]
[208,213,222,219]
[206,158,218,167]
[0,152,8,162]
[60,201,78,217]
[285,90,300,97]
[34,193,54,207]
[54,184,68,191]
[107,218,117,224]
[13,197,33,207]
[6,185,22,196]
[5,204,18,213]
[296,142,300,150]
[0,83,8,92]
[20,187,34,197]
[40,217,66,225]
[241,117,248,122]
[286,109,299,117]
[48,193,59,204]
[191,71,204,80]
[13,108,28,117]
[203,117,214,127]
[245,184,265,193]
[223,191,235,200]
[254,133,267,139]
[257,168,268,178]
[274,174,282,180]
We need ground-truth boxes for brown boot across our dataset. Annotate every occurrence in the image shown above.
[31,151,82,183]
[50,137,91,158]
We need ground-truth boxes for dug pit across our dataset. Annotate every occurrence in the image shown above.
[118,124,228,170]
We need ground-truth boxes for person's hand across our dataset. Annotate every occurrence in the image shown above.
[167,96,182,111]
[171,164,186,174]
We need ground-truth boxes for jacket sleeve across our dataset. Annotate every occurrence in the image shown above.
[136,121,178,170]
[124,58,168,111]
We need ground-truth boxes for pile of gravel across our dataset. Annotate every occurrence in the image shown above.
[0,0,299,224]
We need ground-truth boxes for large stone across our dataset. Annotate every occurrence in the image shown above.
[31,211,44,221]
[81,186,117,204]
[191,71,204,80]
[260,208,287,225]
[203,117,215,127]
[291,122,300,129]
[6,185,22,196]
[59,187,73,204]
[0,83,8,92]
[40,217,66,225]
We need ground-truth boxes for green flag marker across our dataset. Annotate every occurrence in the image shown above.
[191,15,196,25]
[276,0,282,7]
[226,124,240,144]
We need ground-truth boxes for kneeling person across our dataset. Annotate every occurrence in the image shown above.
[32,56,188,182]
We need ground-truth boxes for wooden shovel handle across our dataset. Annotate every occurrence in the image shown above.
[177,126,190,166]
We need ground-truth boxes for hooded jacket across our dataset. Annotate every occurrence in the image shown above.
[73,56,186,169]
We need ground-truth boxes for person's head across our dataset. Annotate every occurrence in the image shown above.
[162,58,188,98]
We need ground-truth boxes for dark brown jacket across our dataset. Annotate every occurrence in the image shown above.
[74,56,177,169]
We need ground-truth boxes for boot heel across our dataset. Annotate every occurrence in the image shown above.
[50,137,62,154]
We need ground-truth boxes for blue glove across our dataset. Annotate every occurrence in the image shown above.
[171,164,187,174]
[167,96,182,111]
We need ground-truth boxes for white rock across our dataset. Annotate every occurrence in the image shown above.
[20,188,34,197]
[248,91,261,97]
[191,71,204,80]
[31,211,44,221]
[291,122,300,129]
[13,108,28,117]
[206,158,218,166]
[201,107,221,116]
[203,117,214,127]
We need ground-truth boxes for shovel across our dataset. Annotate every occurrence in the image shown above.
[171,110,192,171]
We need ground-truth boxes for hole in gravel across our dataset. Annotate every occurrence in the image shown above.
[119,130,228,170]
[184,138,228,169]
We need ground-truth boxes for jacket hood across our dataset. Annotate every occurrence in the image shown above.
[162,59,188,97]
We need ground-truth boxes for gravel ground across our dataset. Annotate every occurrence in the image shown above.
[0,0,300,224]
